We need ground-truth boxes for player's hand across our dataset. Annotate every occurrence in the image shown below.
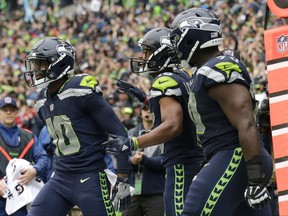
[102,134,139,155]
[111,178,131,211]
[116,80,149,104]
[244,155,271,209]
[244,185,271,209]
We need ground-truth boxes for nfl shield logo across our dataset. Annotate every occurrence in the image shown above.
[50,104,54,111]
[277,34,288,53]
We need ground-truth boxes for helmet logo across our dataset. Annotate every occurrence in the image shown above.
[138,38,144,47]
[179,18,204,30]
[187,19,202,28]
[56,44,75,58]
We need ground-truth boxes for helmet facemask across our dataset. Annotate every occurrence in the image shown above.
[24,38,75,89]
[130,44,155,74]
[130,37,179,76]
[24,59,53,89]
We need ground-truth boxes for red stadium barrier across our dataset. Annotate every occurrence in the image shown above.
[266,0,288,18]
[264,25,288,216]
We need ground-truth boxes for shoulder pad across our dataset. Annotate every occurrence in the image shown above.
[198,56,247,87]
[214,61,242,80]
[152,75,178,92]
[79,75,99,89]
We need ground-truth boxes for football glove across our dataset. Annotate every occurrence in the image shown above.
[116,80,149,104]
[244,155,271,209]
[111,178,131,211]
[102,134,139,155]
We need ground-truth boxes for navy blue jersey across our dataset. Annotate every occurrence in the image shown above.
[189,54,256,158]
[149,70,203,167]
[35,74,129,174]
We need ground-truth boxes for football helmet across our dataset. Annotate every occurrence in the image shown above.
[24,37,75,89]
[170,8,223,67]
[130,27,179,75]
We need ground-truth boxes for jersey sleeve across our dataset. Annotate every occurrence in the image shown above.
[82,81,130,174]
[199,56,250,90]
[150,75,182,100]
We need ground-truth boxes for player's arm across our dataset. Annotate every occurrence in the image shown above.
[137,96,183,148]
[89,95,128,138]
[103,96,183,152]
[81,76,130,175]
[85,94,130,173]
[103,76,183,153]
[208,83,271,209]
[85,92,131,210]
[207,83,260,161]
[81,75,127,138]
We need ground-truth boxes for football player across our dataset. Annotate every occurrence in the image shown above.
[23,37,131,216]
[170,8,273,216]
[104,27,204,216]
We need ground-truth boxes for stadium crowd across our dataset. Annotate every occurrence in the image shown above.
[0,0,285,132]
[0,0,285,215]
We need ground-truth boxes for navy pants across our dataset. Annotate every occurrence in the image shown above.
[164,160,203,216]
[122,194,164,216]
[182,148,273,216]
[27,171,114,216]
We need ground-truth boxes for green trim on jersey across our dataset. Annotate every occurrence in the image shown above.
[99,171,115,216]
[174,164,185,216]
[80,75,98,89]
[152,76,178,92]
[201,148,242,216]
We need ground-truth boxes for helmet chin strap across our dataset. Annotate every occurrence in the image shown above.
[180,60,193,70]
[139,72,150,78]
[34,66,74,90]
[36,80,50,90]
[186,40,199,66]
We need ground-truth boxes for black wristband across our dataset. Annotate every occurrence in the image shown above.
[246,155,265,186]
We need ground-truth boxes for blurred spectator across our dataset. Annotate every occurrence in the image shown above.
[21,93,44,137]
[23,0,38,23]
[38,125,53,183]
[123,106,165,216]
[0,96,50,216]
[122,106,136,129]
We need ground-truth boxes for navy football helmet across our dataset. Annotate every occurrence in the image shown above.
[24,37,75,89]
[130,27,179,74]
[170,8,223,67]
